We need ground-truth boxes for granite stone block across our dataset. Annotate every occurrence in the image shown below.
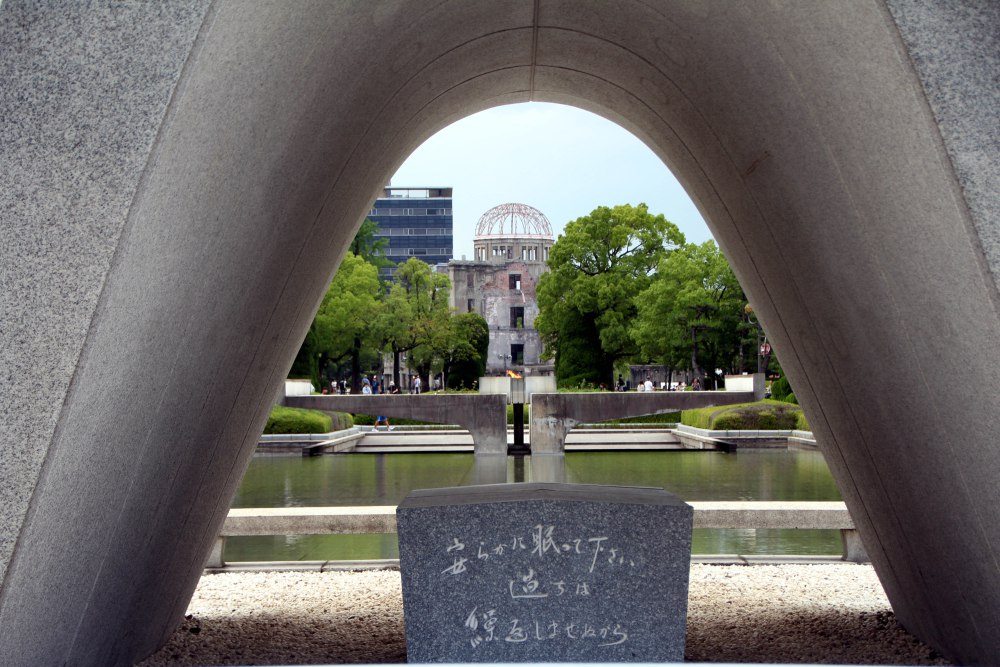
[397,483,692,662]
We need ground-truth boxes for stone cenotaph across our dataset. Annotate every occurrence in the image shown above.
[397,482,693,662]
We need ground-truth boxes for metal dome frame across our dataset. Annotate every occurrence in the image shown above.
[474,202,553,239]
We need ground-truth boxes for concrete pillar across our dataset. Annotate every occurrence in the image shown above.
[1,2,997,664]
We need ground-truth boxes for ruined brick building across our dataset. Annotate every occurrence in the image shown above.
[441,203,555,375]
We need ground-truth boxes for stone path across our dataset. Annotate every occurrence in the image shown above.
[139,564,949,665]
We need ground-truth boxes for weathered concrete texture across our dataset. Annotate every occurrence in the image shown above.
[530,390,757,453]
[285,394,508,454]
[885,0,1000,291]
[2,1,999,665]
[0,0,212,583]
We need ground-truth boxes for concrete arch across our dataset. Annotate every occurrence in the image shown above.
[1,2,996,664]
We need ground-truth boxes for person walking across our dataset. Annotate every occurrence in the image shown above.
[692,377,702,391]
[413,375,422,395]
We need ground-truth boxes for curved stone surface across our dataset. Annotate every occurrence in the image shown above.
[0,2,997,665]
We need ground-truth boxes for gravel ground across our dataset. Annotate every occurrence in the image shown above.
[139,564,949,665]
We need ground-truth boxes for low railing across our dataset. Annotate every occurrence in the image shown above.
[208,502,867,568]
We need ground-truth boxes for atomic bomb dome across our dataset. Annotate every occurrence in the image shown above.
[474,203,553,239]
[471,203,555,265]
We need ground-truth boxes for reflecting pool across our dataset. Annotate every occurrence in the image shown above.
[226,449,842,561]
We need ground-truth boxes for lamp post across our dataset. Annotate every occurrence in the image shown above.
[497,352,511,374]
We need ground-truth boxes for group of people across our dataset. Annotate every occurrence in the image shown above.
[614,375,702,392]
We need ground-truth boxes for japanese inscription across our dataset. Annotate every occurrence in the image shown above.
[440,523,640,650]
[397,483,693,663]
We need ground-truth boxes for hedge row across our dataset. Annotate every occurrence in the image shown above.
[263,406,352,434]
[351,414,438,426]
[681,399,808,431]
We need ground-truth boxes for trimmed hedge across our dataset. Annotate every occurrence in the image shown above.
[681,399,806,431]
[265,406,333,434]
[796,410,810,431]
[351,414,438,426]
[597,412,680,426]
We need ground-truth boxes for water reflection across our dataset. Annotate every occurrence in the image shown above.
[227,450,843,561]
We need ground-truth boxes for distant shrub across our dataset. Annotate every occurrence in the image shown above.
[796,410,811,431]
[713,405,799,430]
[681,399,804,431]
[770,376,792,401]
[264,406,332,434]
[784,392,798,405]
[597,412,680,426]
[351,414,439,426]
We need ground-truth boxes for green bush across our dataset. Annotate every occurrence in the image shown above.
[770,376,792,401]
[796,410,811,431]
[351,414,438,426]
[784,392,798,405]
[681,399,804,431]
[264,406,332,434]
[597,412,680,426]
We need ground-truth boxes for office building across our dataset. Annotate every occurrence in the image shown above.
[368,186,453,278]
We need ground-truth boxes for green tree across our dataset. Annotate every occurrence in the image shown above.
[633,240,746,387]
[289,252,384,392]
[443,313,490,389]
[375,258,452,388]
[350,218,393,272]
[536,203,685,387]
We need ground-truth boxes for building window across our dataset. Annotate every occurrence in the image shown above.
[468,298,475,313]
[510,306,524,328]
[466,274,474,289]
[521,246,537,261]
[476,247,486,261]
[426,208,439,215]
[544,246,549,262]
[511,343,524,365]
[509,273,521,290]
[409,248,427,256]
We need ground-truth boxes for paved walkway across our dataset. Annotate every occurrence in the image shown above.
[138,564,949,665]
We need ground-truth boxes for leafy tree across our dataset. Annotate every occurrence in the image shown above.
[375,258,452,388]
[443,313,489,389]
[289,252,383,392]
[350,218,393,272]
[633,240,746,387]
[536,203,685,387]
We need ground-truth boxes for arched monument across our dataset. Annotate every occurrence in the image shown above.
[0,2,997,664]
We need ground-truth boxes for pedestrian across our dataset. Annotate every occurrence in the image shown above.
[389,381,400,395]
[361,377,372,395]
[692,377,702,391]
[414,375,422,394]
[644,376,654,392]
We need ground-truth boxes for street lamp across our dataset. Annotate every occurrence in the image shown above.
[497,352,511,373]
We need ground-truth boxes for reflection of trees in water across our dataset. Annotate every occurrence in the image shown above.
[230,450,843,559]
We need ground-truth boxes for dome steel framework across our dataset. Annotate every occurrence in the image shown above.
[474,203,553,239]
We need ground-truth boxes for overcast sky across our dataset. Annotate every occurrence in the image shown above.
[390,102,712,259]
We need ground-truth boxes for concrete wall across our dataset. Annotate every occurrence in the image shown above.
[530,390,758,454]
[1,1,997,664]
[285,394,507,455]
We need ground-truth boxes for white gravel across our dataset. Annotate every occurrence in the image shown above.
[138,564,949,665]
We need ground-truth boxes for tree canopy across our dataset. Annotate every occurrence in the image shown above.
[375,258,453,388]
[632,240,749,386]
[535,203,685,387]
[289,252,383,391]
